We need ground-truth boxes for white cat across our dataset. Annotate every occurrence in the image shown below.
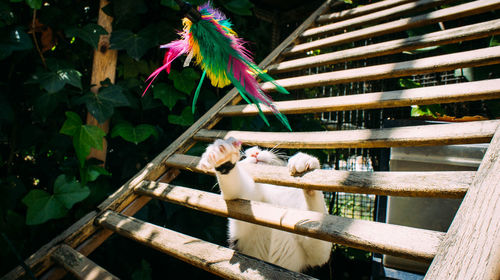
[198,137,332,272]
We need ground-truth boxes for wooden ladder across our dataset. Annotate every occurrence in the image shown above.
[3,0,500,279]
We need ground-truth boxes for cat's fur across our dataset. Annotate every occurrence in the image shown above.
[198,137,332,272]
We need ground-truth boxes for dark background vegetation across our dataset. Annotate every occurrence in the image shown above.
[0,0,343,278]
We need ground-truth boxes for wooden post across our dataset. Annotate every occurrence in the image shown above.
[86,0,117,164]
[424,125,500,279]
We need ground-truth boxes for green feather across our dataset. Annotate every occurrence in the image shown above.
[192,69,206,113]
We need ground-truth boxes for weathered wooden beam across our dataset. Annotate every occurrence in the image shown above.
[285,0,500,55]
[425,125,500,279]
[136,182,445,261]
[51,244,118,280]
[317,0,416,23]
[163,153,472,198]
[86,0,117,164]
[264,46,500,91]
[269,19,500,73]
[303,0,450,38]
[194,120,499,149]
[221,79,500,116]
[96,211,316,280]
[0,211,97,280]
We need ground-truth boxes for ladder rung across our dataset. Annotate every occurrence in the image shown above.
[286,0,500,55]
[96,211,316,280]
[51,244,119,280]
[163,154,472,198]
[270,19,500,73]
[317,0,417,23]
[136,181,445,261]
[193,120,499,149]
[303,0,449,38]
[265,46,500,91]
[221,79,500,116]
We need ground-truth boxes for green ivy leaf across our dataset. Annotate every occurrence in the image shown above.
[82,85,129,123]
[38,72,66,93]
[58,69,83,89]
[223,0,254,16]
[399,78,421,89]
[168,68,200,94]
[34,69,82,93]
[140,92,162,111]
[86,165,111,182]
[65,24,108,50]
[60,111,83,136]
[111,122,158,144]
[73,125,106,166]
[168,107,194,126]
[60,112,106,166]
[119,55,152,79]
[22,175,89,225]
[34,91,66,118]
[22,189,67,225]
[0,27,33,60]
[490,36,500,47]
[153,83,186,110]
[110,29,154,60]
[25,0,42,10]
[411,104,444,118]
[53,175,90,209]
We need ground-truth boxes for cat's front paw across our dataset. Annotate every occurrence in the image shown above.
[197,137,242,171]
[288,152,320,175]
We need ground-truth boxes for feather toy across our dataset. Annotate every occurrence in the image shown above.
[143,1,291,131]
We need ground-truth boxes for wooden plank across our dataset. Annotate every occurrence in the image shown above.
[263,46,500,91]
[269,19,500,73]
[96,211,316,280]
[136,182,445,261]
[0,211,97,280]
[285,0,500,55]
[220,79,500,116]
[425,125,500,279]
[302,0,450,38]
[1,2,333,279]
[193,120,499,149]
[317,0,416,23]
[51,244,118,280]
[164,153,472,198]
[86,0,117,164]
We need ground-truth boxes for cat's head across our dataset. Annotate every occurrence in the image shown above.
[243,146,286,166]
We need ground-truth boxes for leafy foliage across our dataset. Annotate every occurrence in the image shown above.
[65,24,108,50]
[60,112,107,166]
[111,122,158,144]
[22,175,90,225]
[0,0,268,277]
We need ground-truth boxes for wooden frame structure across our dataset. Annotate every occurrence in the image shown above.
[3,0,500,279]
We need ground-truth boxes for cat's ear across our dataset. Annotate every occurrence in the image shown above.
[227,137,242,149]
[233,140,242,148]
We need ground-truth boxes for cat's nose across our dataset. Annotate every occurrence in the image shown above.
[251,152,259,158]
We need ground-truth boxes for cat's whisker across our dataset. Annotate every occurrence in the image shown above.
[211,182,219,192]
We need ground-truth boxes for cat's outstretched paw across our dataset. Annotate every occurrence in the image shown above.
[197,137,242,171]
[288,152,320,176]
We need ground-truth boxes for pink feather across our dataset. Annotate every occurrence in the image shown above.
[142,39,190,96]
